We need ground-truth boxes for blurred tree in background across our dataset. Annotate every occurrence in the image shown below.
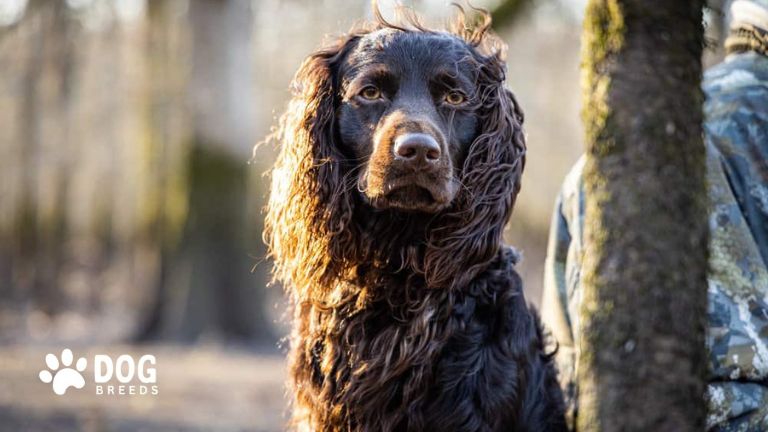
[137,0,271,343]
[0,0,275,345]
[0,0,161,343]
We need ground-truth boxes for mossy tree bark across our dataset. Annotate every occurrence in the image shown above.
[578,1,708,431]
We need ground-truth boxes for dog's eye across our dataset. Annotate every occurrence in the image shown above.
[444,91,466,105]
[360,86,382,100]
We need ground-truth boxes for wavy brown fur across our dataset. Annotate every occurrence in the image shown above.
[265,6,565,432]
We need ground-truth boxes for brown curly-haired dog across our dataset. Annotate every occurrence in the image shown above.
[265,6,566,432]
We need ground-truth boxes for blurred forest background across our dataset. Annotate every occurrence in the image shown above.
[0,0,728,430]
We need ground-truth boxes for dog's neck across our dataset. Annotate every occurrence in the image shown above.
[290,245,524,430]
[292,200,511,314]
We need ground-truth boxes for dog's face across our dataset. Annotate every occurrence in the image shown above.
[337,30,480,213]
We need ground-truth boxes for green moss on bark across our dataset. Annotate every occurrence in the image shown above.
[578,1,708,431]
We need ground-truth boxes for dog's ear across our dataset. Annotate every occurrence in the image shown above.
[424,51,526,290]
[266,36,360,301]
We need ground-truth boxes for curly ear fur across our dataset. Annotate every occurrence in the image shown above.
[424,51,526,291]
[265,34,363,304]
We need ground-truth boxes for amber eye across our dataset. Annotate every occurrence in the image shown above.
[444,91,466,105]
[360,86,382,100]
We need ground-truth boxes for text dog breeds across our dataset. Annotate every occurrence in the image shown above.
[94,354,158,396]
[38,349,158,396]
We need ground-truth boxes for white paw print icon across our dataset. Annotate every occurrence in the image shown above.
[38,349,87,395]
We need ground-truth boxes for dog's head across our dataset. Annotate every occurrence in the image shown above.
[338,29,483,213]
[266,8,525,294]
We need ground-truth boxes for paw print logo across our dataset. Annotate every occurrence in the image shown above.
[38,349,87,395]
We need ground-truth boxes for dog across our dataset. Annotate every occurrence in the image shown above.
[265,7,566,432]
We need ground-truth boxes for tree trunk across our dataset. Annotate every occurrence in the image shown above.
[490,0,533,30]
[578,1,708,431]
[134,0,189,341]
[10,0,75,316]
[144,0,272,343]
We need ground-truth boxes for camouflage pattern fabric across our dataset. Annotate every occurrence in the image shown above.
[541,51,768,431]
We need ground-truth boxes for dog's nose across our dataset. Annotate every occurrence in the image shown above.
[393,133,441,164]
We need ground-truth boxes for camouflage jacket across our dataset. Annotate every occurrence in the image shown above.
[541,51,768,431]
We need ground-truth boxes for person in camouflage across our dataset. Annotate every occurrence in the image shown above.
[541,1,768,430]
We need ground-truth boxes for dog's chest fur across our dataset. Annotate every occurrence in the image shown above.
[289,249,550,432]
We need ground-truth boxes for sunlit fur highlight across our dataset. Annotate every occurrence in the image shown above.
[264,6,563,432]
